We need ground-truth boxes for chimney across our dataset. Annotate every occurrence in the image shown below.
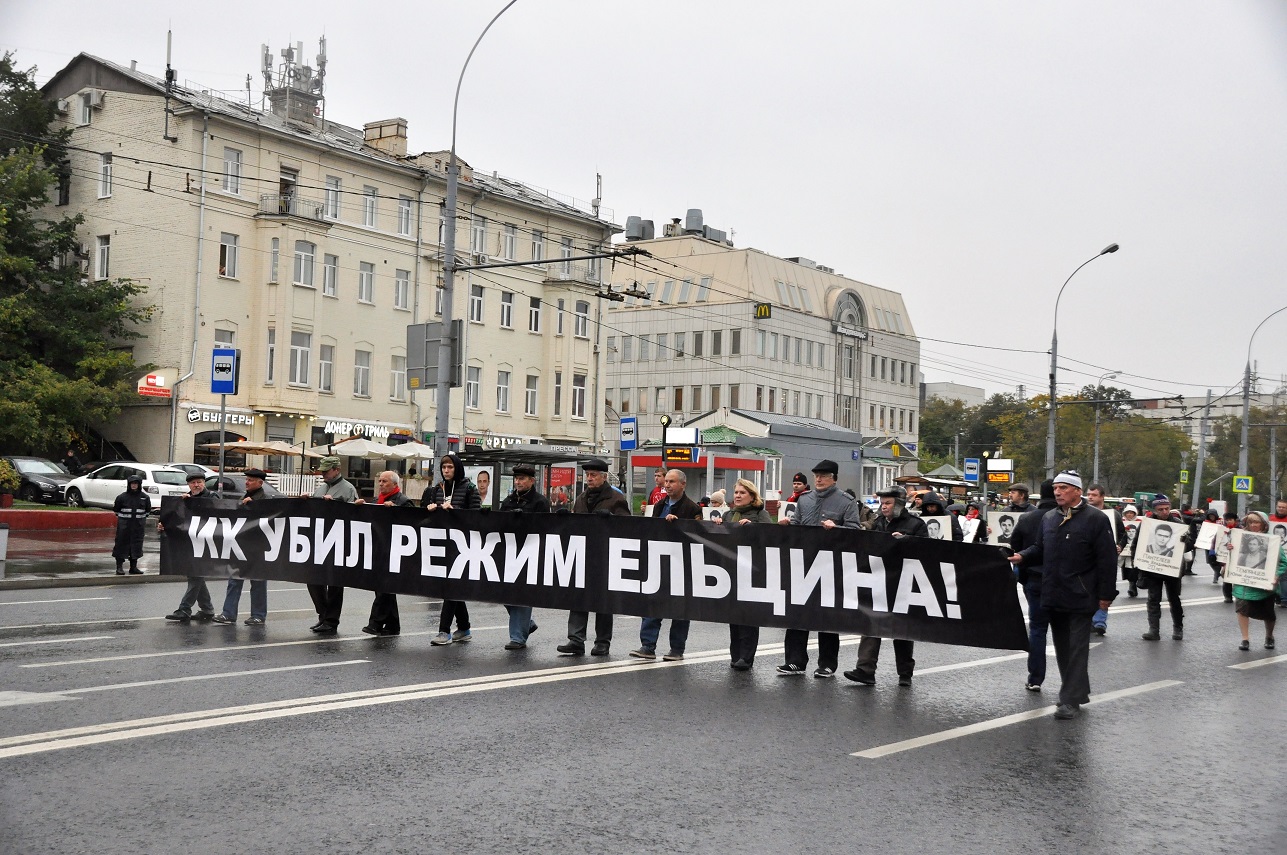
[364,118,408,158]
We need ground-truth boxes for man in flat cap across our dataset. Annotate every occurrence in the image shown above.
[500,463,550,649]
[211,468,273,626]
[558,458,630,656]
[163,471,218,622]
[306,455,358,634]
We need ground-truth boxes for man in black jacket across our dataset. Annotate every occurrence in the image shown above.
[633,469,703,661]
[1086,483,1129,635]
[361,470,414,636]
[1138,493,1186,641]
[1009,479,1056,691]
[1009,470,1117,719]
[500,463,550,649]
[558,458,630,656]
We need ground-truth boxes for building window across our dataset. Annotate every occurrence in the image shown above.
[502,224,517,260]
[219,233,238,278]
[794,338,802,363]
[634,387,646,415]
[500,292,514,328]
[606,336,616,363]
[532,230,544,262]
[293,241,315,287]
[265,328,276,384]
[289,331,311,386]
[768,388,776,412]
[324,176,341,219]
[391,355,407,401]
[269,238,279,283]
[98,153,112,198]
[619,389,630,414]
[730,329,742,356]
[691,385,702,411]
[806,340,814,365]
[673,386,684,411]
[95,235,110,279]
[394,270,410,311]
[353,350,371,397]
[528,297,541,332]
[77,92,93,125]
[471,216,487,254]
[639,335,650,361]
[655,387,666,413]
[679,279,694,302]
[465,366,481,409]
[553,372,563,417]
[756,330,766,357]
[900,361,908,384]
[358,262,374,303]
[660,280,676,304]
[214,328,235,347]
[587,248,600,282]
[871,354,878,377]
[496,370,511,412]
[525,374,539,416]
[843,345,854,379]
[323,254,338,297]
[695,277,711,302]
[656,333,668,361]
[469,284,484,322]
[398,196,412,236]
[621,336,633,361]
[560,237,574,276]
[729,384,740,408]
[693,331,703,357]
[711,385,721,410]
[222,148,241,194]
[881,357,887,380]
[56,161,70,206]
[362,186,378,227]
[319,344,334,393]
[571,374,587,419]
[675,332,686,358]
[793,391,801,416]
[869,405,876,428]
[711,330,723,357]
[556,299,565,335]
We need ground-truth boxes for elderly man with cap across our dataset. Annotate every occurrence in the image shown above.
[1139,492,1186,641]
[632,468,704,661]
[842,483,927,687]
[360,470,414,636]
[212,468,273,626]
[305,456,358,635]
[777,459,864,678]
[1008,470,1117,719]
[499,463,550,649]
[163,471,218,622]
[558,458,630,656]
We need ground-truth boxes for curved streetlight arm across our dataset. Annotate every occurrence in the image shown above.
[1053,244,1120,333]
[450,0,520,158]
[1246,304,1287,366]
[1236,304,1287,515]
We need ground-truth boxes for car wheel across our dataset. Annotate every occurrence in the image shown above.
[65,488,85,508]
[19,484,42,503]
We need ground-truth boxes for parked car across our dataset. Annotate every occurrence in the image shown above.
[3,456,74,504]
[162,462,218,480]
[64,463,190,510]
[205,473,284,501]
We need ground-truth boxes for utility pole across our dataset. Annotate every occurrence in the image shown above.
[954,432,960,470]
[1192,389,1211,510]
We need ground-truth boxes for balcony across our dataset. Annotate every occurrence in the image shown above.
[542,260,602,286]
[258,193,328,223]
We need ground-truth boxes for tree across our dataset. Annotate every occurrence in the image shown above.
[1201,402,1287,507]
[0,53,153,453]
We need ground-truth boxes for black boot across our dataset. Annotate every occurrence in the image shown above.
[1141,622,1161,641]
[1172,625,1183,641]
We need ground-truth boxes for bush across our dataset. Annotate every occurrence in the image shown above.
[0,459,19,493]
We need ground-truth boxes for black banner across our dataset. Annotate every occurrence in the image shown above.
[159,498,1028,650]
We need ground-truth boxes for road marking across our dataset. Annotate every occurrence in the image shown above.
[0,602,441,631]
[1227,653,1287,670]
[65,660,371,694]
[0,636,113,649]
[0,597,112,606]
[0,691,73,709]
[913,642,1101,676]
[849,680,1184,759]
[18,624,511,668]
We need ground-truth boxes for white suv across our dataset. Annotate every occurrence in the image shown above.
[64,463,191,510]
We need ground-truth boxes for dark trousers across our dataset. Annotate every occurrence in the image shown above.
[1122,563,1139,592]
[368,593,399,633]
[852,636,915,679]
[1048,610,1093,707]
[729,624,760,664]
[438,599,470,634]
[567,611,613,646]
[307,584,344,627]
[1023,576,1049,686]
[177,577,214,615]
[1142,573,1183,629]
[783,629,839,671]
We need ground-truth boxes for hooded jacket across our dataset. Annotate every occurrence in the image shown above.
[424,452,481,510]
[920,492,963,541]
[872,502,929,537]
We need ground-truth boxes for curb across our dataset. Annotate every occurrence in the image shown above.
[0,573,184,591]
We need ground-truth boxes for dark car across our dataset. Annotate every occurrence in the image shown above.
[4,456,74,504]
[205,473,284,501]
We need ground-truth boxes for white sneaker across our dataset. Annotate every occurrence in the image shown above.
[430,632,453,645]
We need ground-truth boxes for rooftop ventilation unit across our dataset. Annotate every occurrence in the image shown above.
[684,208,704,234]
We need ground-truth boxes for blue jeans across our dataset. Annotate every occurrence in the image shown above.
[1092,607,1108,630]
[640,617,690,654]
[1024,576,1049,686]
[505,605,536,643]
[221,578,267,621]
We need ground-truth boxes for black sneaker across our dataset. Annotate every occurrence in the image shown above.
[731,659,751,671]
[244,617,264,626]
[775,664,806,675]
[128,569,144,575]
[842,669,876,685]
[813,667,835,679]
[556,642,585,655]
[590,642,610,656]
[629,648,657,660]
[898,676,913,687]
[211,614,234,625]
[164,610,191,622]
[194,612,215,622]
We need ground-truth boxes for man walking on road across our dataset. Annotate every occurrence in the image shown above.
[307,456,358,634]
[499,463,550,649]
[1009,470,1117,719]
[559,458,629,656]
[163,472,217,622]
[212,468,272,626]
[633,468,703,661]
[1008,479,1056,692]
[1086,483,1128,635]
[1139,493,1186,641]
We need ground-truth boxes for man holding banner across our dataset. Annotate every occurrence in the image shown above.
[307,456,358,634]
[558,458,629,657]
[1009,470,1117,720]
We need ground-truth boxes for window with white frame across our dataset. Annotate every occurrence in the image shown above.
[469,284,484,322]
[496,370,511,413]
[606,336,616,363]
[621,335,633,361]
[691,385,702,411]
[655,387,666,413]
[571,374,586,419]
[362,186,378,227]
[656,333,668,361]
[553,372,563,417]
[639,335,650,361]
[466,366,481,409]
[531,230,544,262]
[731,329,742,356]
[574,300,589,338]
[679,279,694,302]
[528,297,541,332]
[500,292,514,328]
[524,374,539,416]
[394,269,410,311]
[358,262,374,303]
[659,280,675,304]
[711,329,723,357]
[353,350,371,397]
[214,328,235,346]
[222,148,241,194]
[95,235,110,279]
[397,196,412,236]
[219,233,238,278]
[729,384,740,408]
[98,153,112,198]
[587,249,600,282]
[391,355,407,401]
[560,237,573,276]
[319,344,334,393]
[293,241,315,287]
[756,330,766,357]
[269,238,279,283]
[693,331,704,357]
[265,328,276,384]
[675,332,686,358]
[695,277,711,302]
[324,176,341,219]
[471,216,487,254]
[78,93,93,126]
[289,331,311,386]
[323,254,338,297]
[556,299,565,335]
[502,224,517,260]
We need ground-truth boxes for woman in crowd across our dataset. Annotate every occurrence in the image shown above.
[1120,506,1140,596]
[1234,511,1285,651]
[424,453,482,645]
[715,478,773,670]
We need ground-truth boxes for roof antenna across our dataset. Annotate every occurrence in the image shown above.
[162,29,179,143]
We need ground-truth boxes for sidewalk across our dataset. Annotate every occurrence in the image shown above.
[0,527,177,590]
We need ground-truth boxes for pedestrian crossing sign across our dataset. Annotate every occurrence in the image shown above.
[1233,476,1253,494]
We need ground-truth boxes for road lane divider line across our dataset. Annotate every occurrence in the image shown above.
[1227,654,1287,670]
[0,601,443,632]
[849,679,1184,759]
[64,660,372,694]
[0,597,113,606]
[0,636,114,649]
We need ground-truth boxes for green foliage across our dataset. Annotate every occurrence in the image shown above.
[1201,403,1287,506]
[0,53,154,453]
[0,458,18,492]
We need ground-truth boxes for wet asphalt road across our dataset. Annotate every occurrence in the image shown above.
[0,575,1283,855]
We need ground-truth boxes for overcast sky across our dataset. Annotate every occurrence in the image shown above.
[5,1,1286,409]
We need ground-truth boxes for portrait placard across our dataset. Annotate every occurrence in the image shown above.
[777,502,798,523]
[1193,521,1222,550]
[1135,517,1185,577]
[987,511,1020,546]
[703,507,726,522]
[1224,530,1282,591]
[961,518,981,543]
[922,515,952,540]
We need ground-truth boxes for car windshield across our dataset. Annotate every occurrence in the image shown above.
[14,459,66,475]
[152,470,188,486]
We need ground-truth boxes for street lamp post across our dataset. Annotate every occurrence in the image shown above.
[1092,369,1121,485]
[1045,243,1119,479]
[1236,305,1287,515]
